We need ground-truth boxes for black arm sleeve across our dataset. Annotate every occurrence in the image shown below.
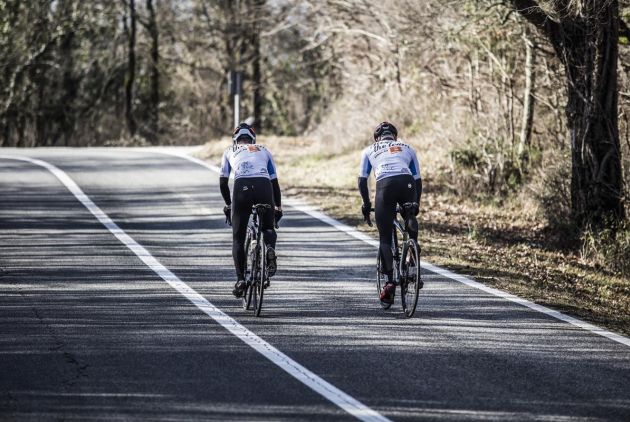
[416,178,422,204]
[358,177,370,206]
[271,178,282,207]
[219,177,231,206]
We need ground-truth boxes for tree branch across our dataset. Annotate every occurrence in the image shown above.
[508,0,557,39]
[2,34,62,115]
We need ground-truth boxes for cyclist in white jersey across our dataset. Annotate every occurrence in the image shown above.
[358,121,422,305]
[219,123,283,297]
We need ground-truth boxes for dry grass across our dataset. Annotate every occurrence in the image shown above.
[199,136,630,336]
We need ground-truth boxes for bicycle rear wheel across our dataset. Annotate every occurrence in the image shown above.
[254,241,266,316]
[242,231,253,310]
[400,239,421,317]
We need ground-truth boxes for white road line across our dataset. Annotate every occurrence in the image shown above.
[155,149,630,349]
[0,154,390,422]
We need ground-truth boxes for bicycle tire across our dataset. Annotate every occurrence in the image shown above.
[400,239,420,318]
[248,242,258,311]
[242,230,253,310]
[254,240,266,316]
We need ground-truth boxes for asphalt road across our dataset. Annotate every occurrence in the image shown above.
[1,148,629,421]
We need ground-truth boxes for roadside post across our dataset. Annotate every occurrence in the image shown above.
[228,70,242,129]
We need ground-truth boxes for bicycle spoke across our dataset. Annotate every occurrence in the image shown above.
[401,239,420,317]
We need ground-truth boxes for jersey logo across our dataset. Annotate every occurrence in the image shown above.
[237,161,254,175]
[389,146,402,153]
[247,145,260,152]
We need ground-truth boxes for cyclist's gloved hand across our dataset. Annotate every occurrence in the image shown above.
[274,208,283,224]
[361,203,371,222]
[223,205,231,225]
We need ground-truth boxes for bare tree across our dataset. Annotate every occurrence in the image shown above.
[509,0,625,228]
[123,0,137,136]
[144,0,159,143]
[58,0,79,146]
[250,0,265,132]
[518,28,537,170]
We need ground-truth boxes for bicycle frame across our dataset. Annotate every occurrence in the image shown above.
[248,211,260,244]
[246,210,263,283]
[391,209,410,284]
[247,205,275,250]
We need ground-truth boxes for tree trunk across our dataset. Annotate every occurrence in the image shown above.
[124,0,137,137]
[220,0,236,131]
[563,6,624,227]
[518,29,536,170]
[59,30,76,146]
[1,0,21,146]
[58,0,77,146]
[510,0,625,229]
[31,2,53,147]
[146,0,159,144]
[251,0,265,132]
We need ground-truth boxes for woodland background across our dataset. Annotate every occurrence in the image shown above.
[2,1,630,330]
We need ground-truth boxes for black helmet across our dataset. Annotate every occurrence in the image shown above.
[232,123,256,145]
[373,121,398,141]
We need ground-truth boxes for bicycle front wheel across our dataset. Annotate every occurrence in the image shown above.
[400,239,420,317]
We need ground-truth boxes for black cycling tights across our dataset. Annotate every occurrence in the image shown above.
[375,175,418,282]
[232,177,277,280]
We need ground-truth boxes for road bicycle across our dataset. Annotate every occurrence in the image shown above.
[367,202,422,317]
[242,203,273,317]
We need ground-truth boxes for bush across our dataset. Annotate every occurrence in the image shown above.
[451,147,481,169]
[537,151,573,227]
[581,221,630,277]
[449,136,524,196]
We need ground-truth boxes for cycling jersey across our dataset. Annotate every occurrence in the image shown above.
[220,144,278,180]
[358,141,421,182]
